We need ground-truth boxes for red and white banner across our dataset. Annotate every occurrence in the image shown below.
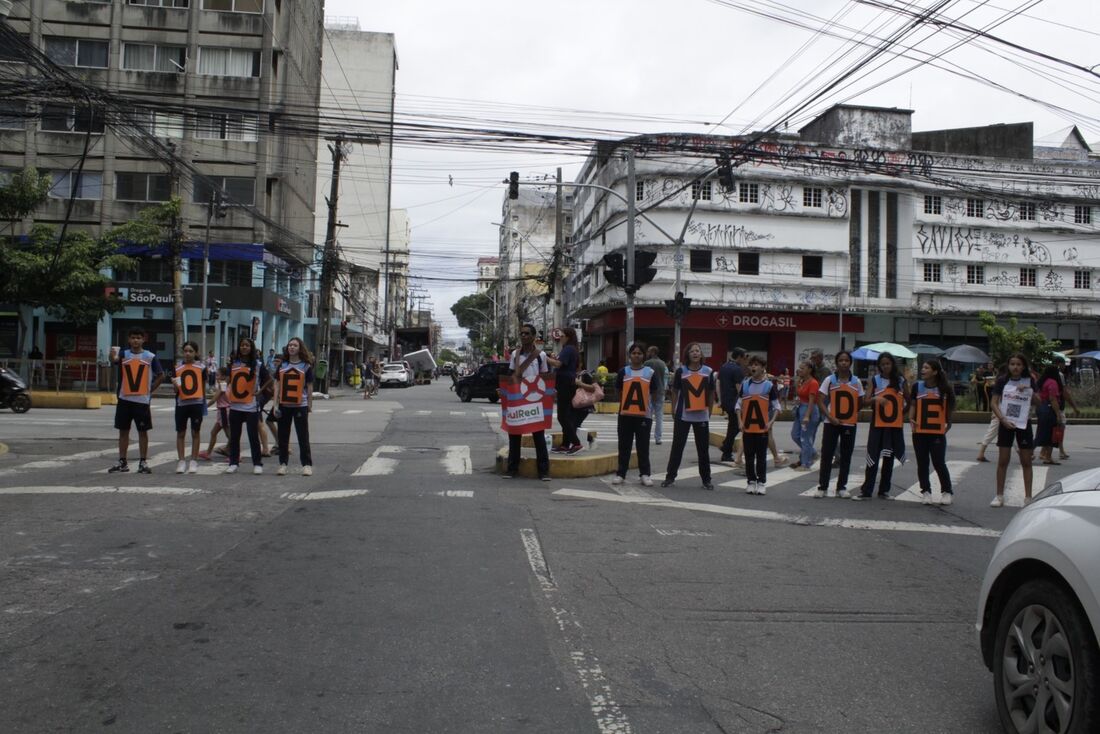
[499,375,556,435]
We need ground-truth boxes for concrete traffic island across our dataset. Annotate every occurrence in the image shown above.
[495,445,637,478]
[520,430,598,448]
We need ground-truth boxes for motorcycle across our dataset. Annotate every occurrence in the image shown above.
[0,366,31,413]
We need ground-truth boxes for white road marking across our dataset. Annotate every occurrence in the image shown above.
[896,461,975,503]
[719,465,798,489]
[1003,465,1048,507]
[351,445,403,476]
[281,489,369,501]
[94,450,178,473]
[653,527,714,537]
[519,528,633,734]
[450,410,466,416]
[442,445,472,475]
[416,410,433,416]
[342,409,364,415]
[438,490,474,498]
[673,464,733,480]
[0,445,163,476]
[604,476,664,501]
[0,485,206,496]
[482,410,499,417]
[553,489,1002,538]
[155,406,174,412]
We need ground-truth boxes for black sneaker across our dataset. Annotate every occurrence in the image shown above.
[108,460,129,473]
[660,478,675,488]
[702,480,715,491]
[566,444,583,455]
[137,460,152,474]
[719,454,733,462]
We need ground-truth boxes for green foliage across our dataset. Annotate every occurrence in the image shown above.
[451,292,497,352]
[438,347,461,365]
[0,168,52,223]
[978,312,1060,369]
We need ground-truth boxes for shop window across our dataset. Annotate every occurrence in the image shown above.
[689,250,711,273]
[802,255,823,278]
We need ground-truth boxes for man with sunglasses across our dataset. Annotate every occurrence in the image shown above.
[502,324,551,480]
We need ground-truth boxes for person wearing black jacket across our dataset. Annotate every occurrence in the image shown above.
[717,347,747,462]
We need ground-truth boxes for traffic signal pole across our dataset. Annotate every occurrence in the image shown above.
[625,149,636,347]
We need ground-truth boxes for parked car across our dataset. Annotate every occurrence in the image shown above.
[977,468,1100,734]
[453,361,510,402]
[379,362,413,388]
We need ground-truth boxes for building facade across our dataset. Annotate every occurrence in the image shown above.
[1,0,323,366]
[567,105,1100,373]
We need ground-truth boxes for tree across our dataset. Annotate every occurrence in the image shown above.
[451,292,498,354]
[438,347,461,365]
[978,312,1060,368]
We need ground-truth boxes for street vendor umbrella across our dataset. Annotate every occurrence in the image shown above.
[907,343,944,356]
[851,346,880,361]
[1076,350,1100,360]
[860,342,918,359]
[942,344,989,363]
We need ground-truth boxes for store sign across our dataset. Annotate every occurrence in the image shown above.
[109,286,174,305]
[717,314,799,329]
[275,297,292,315]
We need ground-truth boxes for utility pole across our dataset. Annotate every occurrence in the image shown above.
[553,167,564,331]
[167,145,185,356]
[317,137,346,393]
[625,148,636,347]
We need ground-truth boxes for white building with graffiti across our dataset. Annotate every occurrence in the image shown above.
[567,104,1100,373]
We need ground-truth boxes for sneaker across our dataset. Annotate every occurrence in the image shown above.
[226,464,238,474]
[654,439,662,445]
[720,454,734,463]
[188,460,199,474]
[611,475,624,485]
[921,491,933,505]
[551,445,568,454]
[826,488,837,499]
[137,460,151,474]
[877,493,891,500]
[640,475,653,487]
[850,493,864,501]
[989,495,1004,508]
[757,483,767,496]
[566,444,583,455]
[837,489,850,499]
[813,489,826,499]
[197,450,211,461]
[176,460,187,474]
[108,460,129,473]
[277,464,288,476]
[302,466,313,477]
[1023,496,1033,506]
[702,480,714,491]
[661,478,675,488]
[746,481,757,495]
[253,465,263,475]
[539,474,551,482]
[940,493,953,506]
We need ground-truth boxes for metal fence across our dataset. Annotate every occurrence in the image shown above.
[1,358,115,394]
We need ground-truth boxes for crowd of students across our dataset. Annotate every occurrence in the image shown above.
[107,327,315,477]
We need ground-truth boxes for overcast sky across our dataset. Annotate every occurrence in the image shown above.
[320,0,1099,343]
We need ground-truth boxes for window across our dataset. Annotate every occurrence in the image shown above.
[691,180,712,201]
[116,172,171,202]
[202,0,264,12]
[122,43,186,73]
[198,47,261,78]
[923,262,941,283]
[44,38,109,69]
[1019,268,1036,287]
[635,179,644,202]
[1019,202,1036,221]
[117,258,171,283]
[129,0,190,7]
[803,187,822,208]
[41,105,105,134]
[966,198,984,218]
[966,265,984,285]
[802,255,823,278]
[738,182,758,204]
[194,176,255,206]
[738,252,759,275]
[49,171,103,200]
[188,259,252,286]
[0,101,24,129]
[196,112,258,142]
[1074,270,1091,289]
[126,110,184,138]
[923,195,941,215]
[1074,206,1092,224]
[689,249,711,273]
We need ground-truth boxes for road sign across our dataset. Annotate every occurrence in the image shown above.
[551,328,563,340]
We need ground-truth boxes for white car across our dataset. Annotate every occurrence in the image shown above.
[976,468,1100,734]
[379,362,413,388]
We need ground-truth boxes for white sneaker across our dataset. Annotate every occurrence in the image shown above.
[813,489,826,499]
[253,465,263,475]
[757,483,767,496]
[940,493,953,506]
[176,460,187,474]
[640,475,653,486]
[990,495,1004,508]
[302,466,313,477]
[611,475,624,485]
[921,492,933,505]
[277,464,287,476]
[746,481,757,494]
[187,460,199,474]
[226,464,238,474]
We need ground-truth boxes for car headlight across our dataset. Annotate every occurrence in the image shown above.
[1032,481,1062,502]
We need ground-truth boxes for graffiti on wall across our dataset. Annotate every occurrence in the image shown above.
[686,222,774,249]
[916,225,1058,266]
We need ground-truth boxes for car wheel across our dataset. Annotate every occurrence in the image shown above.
[458,387,472,403]
[10,393,31,413]
[993,579,1100,734]
[488,394,499,403]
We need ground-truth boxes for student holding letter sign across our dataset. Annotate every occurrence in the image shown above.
[611,342,658,487]
[171,340,207,475]
[814,350,864,499]
[108,327,165,474]
[273,337,315,476]
[853,353,907,500]
[735,354,781,496]
[989,353,1041,507]
[661,342,715,490]
[225,337,273,475]
[908,358,955,505]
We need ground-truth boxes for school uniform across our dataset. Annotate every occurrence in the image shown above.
[114,348,163,432]
[993,375,1038,449]
[615,365,656,479]
[857,375,907,498]
[171,361,207,433]
[664,365,715,486]
[817,373,864,495]
[276,360,314,468]
[735,376,781,489]
[226,358,271,468]
[911,380,953,496]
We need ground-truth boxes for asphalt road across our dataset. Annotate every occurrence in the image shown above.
[1,382,1089,733]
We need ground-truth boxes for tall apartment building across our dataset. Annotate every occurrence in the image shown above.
[0,0,323,365]
[568,105,1100,372]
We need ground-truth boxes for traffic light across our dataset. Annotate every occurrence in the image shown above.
[602,252,625,288]
[628,251,658,293]
[663,291,692,320]
[340,320,349,340]
[716,153,735,192]
[508,171,519,200]
[208,299,221,321]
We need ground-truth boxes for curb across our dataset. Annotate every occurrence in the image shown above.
[496,446,637,478]
[521,430,598,449]
[27,392,102,409]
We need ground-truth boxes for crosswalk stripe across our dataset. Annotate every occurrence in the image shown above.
[417,410,433,416]
[719,465,800,489]
[155,406,174,412]
[895,461,975,503]
[352,446,403,476]
[673,464,733,481]
[282,489,369,501]
[342,409,364,415]
[450,411,466,416]
[0,485,206,496]
[1004,465,1048,507]
[313,409,331,414]
[443,446,471,475]
[437,490,474,498]
[0,445,166,477]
